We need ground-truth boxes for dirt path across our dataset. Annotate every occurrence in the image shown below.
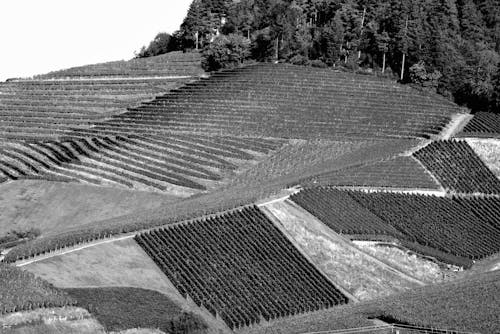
[440,113,473,139]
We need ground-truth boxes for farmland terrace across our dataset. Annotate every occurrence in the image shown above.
[1,58,499,334]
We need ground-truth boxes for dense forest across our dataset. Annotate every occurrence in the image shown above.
[137,0,500,113]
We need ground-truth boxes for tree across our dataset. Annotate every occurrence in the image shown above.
[376,30,390,73]
[201,34,251,71]
[490,64,500,112]
[135,33,175,58]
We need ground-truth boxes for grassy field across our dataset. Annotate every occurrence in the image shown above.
[23,238,188,296]
[23,238,230,334]
[353,242,452,284]
[65,287,206,334]
[0,180,180,237]
[262,200,423,301]
[466,138,500,177]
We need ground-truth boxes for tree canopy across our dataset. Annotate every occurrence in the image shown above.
[139,0,500,113]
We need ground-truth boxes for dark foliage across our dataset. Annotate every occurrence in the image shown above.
[136,206,347,329]
[141,0,500,112]
[65,287,207,333]
[413,140,500,194]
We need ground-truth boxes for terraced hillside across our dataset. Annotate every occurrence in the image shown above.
[0,52,204,142]
[2,57,498,334]
[456,112,500,138]
[413,140,500,194]
[0,134,284,193]
[302,156,440,190]
[291,187,500,266]
[35,51,203,79]
[100,64,465,140]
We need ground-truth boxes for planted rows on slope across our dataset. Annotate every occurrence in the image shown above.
[135,206,347,330]
[35,51,203,79]
[0,134,284,192]
[348,191,500,260]
[290,187,401,237]
[0,77,196,141]
[457,112,500,138]
[0,264,75,314]
[292,188,500,263]
[302,156,439,190]
[413,140,500,194]
[107,63,462,140]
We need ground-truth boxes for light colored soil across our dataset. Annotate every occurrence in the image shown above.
[440,113,473,139]
[0,180,180,237]
[466,138,500,177]
[263,200,423,302]
[0,307,105,334]
[23,238,231,334]
[353,241,449,283]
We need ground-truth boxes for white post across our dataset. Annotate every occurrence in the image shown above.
[358,7,366,59]
[400,15,409,80]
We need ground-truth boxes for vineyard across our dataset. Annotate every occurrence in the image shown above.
[0,78,197,141]
[135,206,348,329]
[242,269,500,334]
[105,63,463,140]
[291,188,500,264]
[290,188,401,237]
[457,112,500,138]
[0,263,75,314]
[0,133,284,192]
[35,51,203,79]
[302,156,439,190]
[413,140,500,194]
[64,287,206,333]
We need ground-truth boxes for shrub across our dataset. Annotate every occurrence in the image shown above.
[201,33,250,72]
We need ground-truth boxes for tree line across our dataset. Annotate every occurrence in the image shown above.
[137,0,500,113]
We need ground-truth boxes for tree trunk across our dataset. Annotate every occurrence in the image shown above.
[401,53,406,80]
[382,52,386,74]
[276,37,279,60]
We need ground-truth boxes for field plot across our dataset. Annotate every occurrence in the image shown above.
[263,200,422,301]
[65,287,207,334]
[0,134,283,194]
[227,138,422,190]
[413,140,500,194]
[292,188,500,265]
[457,112,500,138]
[136,206,347,329]
[0,78,193,141]
[290,187,401,237]
[113,63,461,140]
[239,270,500,334]
[348,191,500,260]
[0,180,177,237]
[303,156,440,190]
[0,264,75,314]
[23,238,229,334]
[23,238,186,296]
[35,51,204,79]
